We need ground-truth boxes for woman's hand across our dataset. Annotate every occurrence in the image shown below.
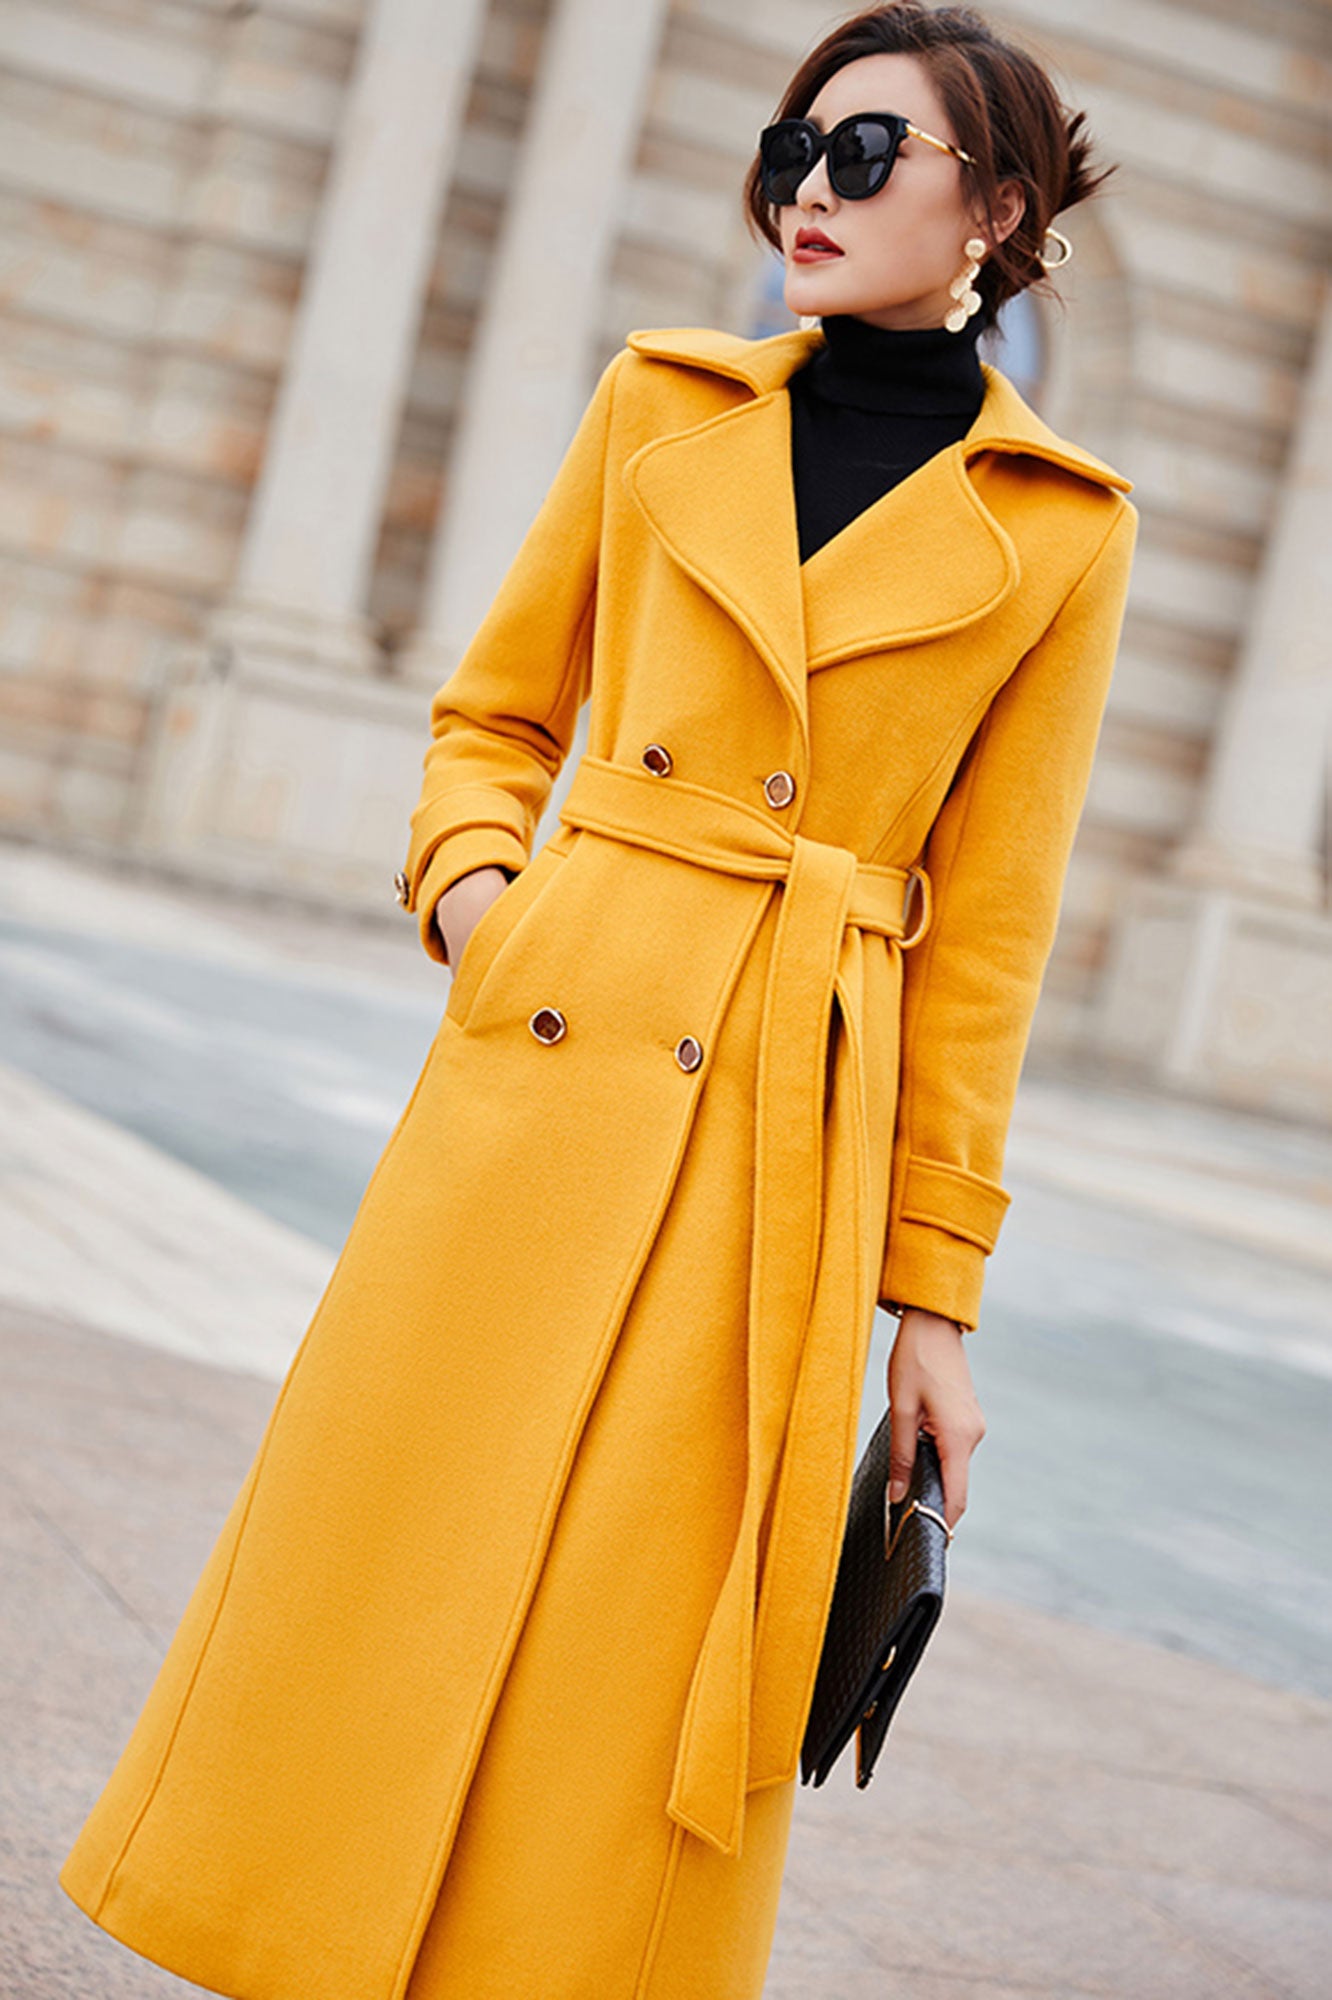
[433,865,510,970]
[886,1307,986,1531]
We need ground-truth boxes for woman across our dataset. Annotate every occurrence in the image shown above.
[59,4,1137,1996]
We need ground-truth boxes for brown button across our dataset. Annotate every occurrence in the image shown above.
[642,743,673,777]
[763,770,796,809]
[674,1035,704,1073]
[393,868,410,907]
[529,1006,567,1044]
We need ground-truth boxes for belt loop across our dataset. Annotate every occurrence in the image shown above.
[900,865,931,949]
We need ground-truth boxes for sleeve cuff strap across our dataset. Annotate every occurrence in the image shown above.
[896,1156,1011,1252]
[405,787,530,894]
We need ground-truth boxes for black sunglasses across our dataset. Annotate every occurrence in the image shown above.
[758,110,976,205]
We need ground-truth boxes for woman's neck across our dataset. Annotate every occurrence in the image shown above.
[801,312,986,416]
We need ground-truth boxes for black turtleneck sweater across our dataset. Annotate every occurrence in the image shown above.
[788,311,986,564]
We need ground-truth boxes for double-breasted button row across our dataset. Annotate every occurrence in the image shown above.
[642,742,796,815]
[528,1007,703,1072]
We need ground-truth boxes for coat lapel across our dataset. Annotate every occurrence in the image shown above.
[622,323,1134,692]
[799,432,1016,671]
[624,384,808,730]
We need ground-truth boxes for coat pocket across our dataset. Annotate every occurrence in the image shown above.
[443,844,565,1031]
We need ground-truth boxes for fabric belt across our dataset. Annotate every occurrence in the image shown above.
[556,754,932,1857]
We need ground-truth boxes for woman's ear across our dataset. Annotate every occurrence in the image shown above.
[972,182,1027,254]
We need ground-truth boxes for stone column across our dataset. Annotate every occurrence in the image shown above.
[1170,270,1332,909]
[1097,272,1332,1117]
[214,0,490,674]
[400,0,670,689]
[131,0,495,903]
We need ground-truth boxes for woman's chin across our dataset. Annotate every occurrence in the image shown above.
[784,281,847,321]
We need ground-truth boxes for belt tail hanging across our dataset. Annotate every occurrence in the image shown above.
[666,840,853,1857]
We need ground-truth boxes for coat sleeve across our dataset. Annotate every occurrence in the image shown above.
[879,494,1138,1332]
[398,346,628,963]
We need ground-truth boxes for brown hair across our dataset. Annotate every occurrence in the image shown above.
[742,0,1118,332]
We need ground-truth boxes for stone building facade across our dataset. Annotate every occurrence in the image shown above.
[1,0,1329,1117]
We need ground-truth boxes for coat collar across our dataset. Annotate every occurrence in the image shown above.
[621,324,1132,728]
[624,322,1132,490]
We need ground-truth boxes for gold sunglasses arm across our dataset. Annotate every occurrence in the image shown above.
[904,121,977,166]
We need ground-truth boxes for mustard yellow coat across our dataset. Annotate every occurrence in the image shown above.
[60,322,1137,2000]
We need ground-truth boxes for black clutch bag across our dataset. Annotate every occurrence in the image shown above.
[800,1412,952,1789]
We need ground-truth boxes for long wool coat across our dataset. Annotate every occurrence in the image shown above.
[60,323,1137,2000]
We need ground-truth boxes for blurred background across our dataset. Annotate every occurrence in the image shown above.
[1,2,1330,1995]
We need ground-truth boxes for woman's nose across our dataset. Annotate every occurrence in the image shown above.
[795,153,835,211]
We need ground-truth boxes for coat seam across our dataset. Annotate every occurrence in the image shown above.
[631,1820,685,2000]
[869,683,996,869]
[869,493,1130,871]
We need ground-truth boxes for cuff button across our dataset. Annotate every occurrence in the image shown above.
[393,869,410,907]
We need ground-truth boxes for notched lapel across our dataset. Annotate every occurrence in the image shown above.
[623,365,1020,690]
[624,390,809,729]
[799,442,1018,670]
[622,325,1134,691]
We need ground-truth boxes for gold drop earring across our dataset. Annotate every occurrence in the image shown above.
[944,236,986,332]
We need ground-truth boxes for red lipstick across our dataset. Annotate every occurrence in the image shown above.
[793,226,844,262]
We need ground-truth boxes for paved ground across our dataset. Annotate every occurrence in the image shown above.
[2,836,1331,1997]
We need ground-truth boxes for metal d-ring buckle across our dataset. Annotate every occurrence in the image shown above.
[899,864,931,949]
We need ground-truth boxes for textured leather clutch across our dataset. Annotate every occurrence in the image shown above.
[800,1413,951,1789]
